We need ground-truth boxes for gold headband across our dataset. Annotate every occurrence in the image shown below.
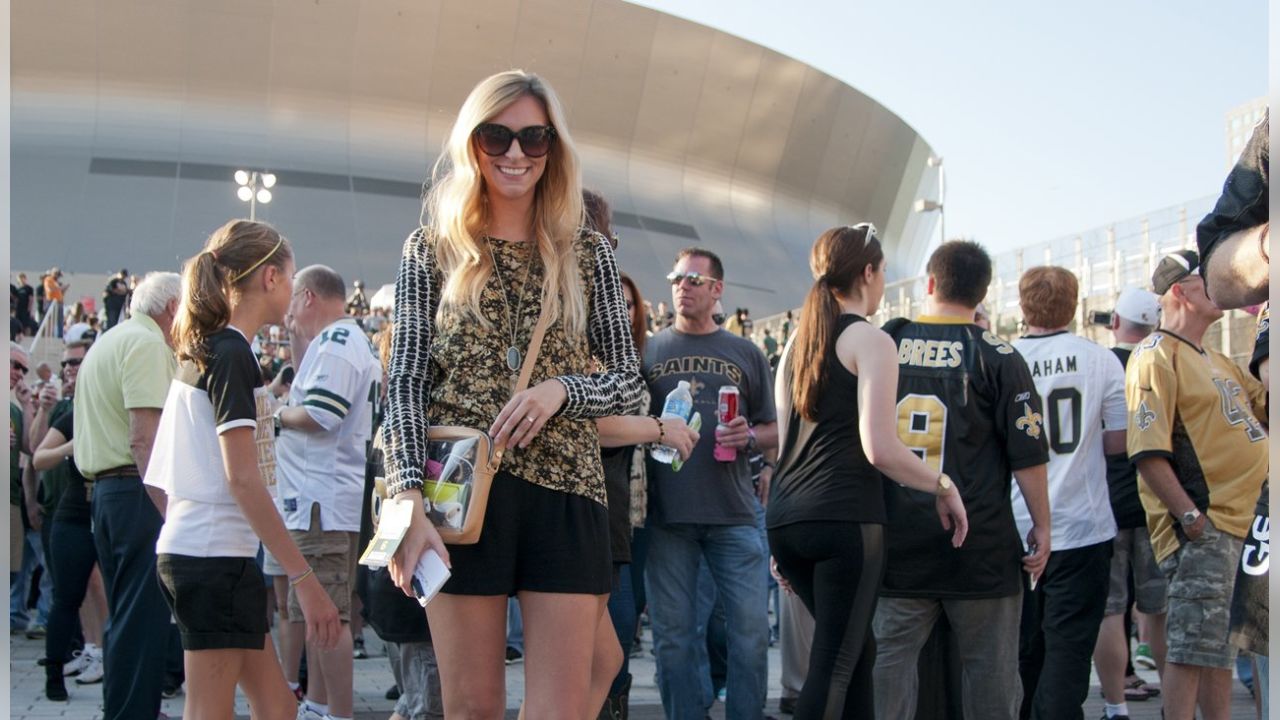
[229,237,284,284]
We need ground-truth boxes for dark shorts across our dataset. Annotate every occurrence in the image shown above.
[442,470,611,596]
[158,554,268,651]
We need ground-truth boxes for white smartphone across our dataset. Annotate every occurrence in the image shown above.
[411,549,451,607]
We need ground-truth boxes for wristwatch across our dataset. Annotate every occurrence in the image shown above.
[936,472,954,496]
[746,427,758,451]
[1179,508,1202,527]
[273,406,285,437]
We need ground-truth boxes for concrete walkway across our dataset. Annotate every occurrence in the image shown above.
[7,629,1259,719]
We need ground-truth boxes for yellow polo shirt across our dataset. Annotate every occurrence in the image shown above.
[73,313,176,477]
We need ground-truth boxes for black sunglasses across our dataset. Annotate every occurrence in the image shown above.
[473,123,557,158]
[666,271,720,288]
[11,361,29,375]
[61,358,83,369]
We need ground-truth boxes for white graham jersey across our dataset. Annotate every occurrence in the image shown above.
[276,318,382,533]
[1010,331,1125,551]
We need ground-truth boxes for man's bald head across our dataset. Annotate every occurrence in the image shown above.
[294,265,347,301]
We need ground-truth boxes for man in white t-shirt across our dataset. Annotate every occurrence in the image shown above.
[274,265,381,720]
[1011,266,1127,719]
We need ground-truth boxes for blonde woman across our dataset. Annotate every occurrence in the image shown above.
[383,71,643,718]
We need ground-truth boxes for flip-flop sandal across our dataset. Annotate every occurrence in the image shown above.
[1126,676,1161,700]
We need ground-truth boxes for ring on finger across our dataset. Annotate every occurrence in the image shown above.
[524,415,536,424]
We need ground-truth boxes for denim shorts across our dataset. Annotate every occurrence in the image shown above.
[1159,520,1243,669]
[158,554,267,650]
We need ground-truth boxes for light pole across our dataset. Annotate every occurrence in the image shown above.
[234,170,277,221]
[914,155,945,244]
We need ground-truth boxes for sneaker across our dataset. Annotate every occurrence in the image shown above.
[25,623,47,639]
[296,705,325,720]
[352,635,368,659]
[75,650,104,685]
[505,646,523,664]
[779,696,798,715]
[385,684,401,701]
[1134,643,1156,669]
[1100,714,1130,720]
[64,649,90,677]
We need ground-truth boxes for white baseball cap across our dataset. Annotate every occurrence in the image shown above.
[1114,287,1160,325]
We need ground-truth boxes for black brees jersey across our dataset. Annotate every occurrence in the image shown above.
[881,316,1049,599]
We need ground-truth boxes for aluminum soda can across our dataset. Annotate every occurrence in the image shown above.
[714,386,740,462]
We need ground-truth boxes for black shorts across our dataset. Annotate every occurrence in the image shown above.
[442,470,611,596]
[158,554,268,650]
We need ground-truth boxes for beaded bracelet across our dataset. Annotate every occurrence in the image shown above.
[289,566,315,588]
[650,414,665,445]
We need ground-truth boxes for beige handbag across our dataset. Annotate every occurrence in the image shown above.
[420,305,552,544]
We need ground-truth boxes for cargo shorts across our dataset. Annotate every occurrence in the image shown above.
[1159,519,1243,669]
[287,504,358,624]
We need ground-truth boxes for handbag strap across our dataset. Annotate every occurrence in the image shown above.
[492,304,553,467]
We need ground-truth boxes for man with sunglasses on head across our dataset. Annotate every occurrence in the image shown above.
[642,247,778,720]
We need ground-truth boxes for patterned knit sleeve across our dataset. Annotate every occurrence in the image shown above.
[382,228,436,496]
[555,234,644,419]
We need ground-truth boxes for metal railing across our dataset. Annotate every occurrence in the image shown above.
[753,197,1262,367]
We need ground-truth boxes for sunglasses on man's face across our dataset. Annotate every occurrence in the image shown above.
[61,358,82,369]
[473,123,557,158]
[666,271,719,288]
[11,361,28,375]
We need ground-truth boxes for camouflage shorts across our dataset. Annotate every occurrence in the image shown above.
[1159,520,1243,669]
[1105,526,1168,616]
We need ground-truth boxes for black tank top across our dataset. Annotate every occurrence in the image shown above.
[766,314,886,528]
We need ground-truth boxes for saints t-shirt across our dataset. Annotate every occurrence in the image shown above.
[1126,330,1268,563]
[880,316,1049,599]
[147,327,272,558]
[643,328,776,526]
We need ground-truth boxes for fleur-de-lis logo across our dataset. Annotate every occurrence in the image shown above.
[1015,402,1043,439]
[1134,401,1156,431]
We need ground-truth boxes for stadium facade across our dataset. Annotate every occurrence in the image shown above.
[12,0,941,316]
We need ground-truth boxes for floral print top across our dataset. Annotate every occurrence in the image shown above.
[382,227,643,505]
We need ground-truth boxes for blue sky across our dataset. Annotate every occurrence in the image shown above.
[629,1,1269,254]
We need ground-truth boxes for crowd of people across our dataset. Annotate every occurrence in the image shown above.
[8,71,1269,720]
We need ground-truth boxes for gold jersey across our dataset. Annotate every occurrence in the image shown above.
[1126,329,1267,562]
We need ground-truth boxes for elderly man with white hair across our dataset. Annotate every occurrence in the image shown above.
[73,271,183,720]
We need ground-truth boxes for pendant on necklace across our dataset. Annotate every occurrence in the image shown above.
[506,346,522,372]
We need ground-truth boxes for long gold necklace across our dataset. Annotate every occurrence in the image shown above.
[486,237,534,373]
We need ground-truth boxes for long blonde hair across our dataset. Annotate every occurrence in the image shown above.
[424,70,586,335]
[173,219,293,370]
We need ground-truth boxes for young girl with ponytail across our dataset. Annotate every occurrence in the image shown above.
[145,219,341,719]
[766,224,969,718]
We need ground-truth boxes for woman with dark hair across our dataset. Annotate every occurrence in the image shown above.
[581,188,696,717]
[768,224,969,718]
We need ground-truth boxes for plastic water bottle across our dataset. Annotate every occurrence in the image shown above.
[651,380,693,465]
[670,411,701,473]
